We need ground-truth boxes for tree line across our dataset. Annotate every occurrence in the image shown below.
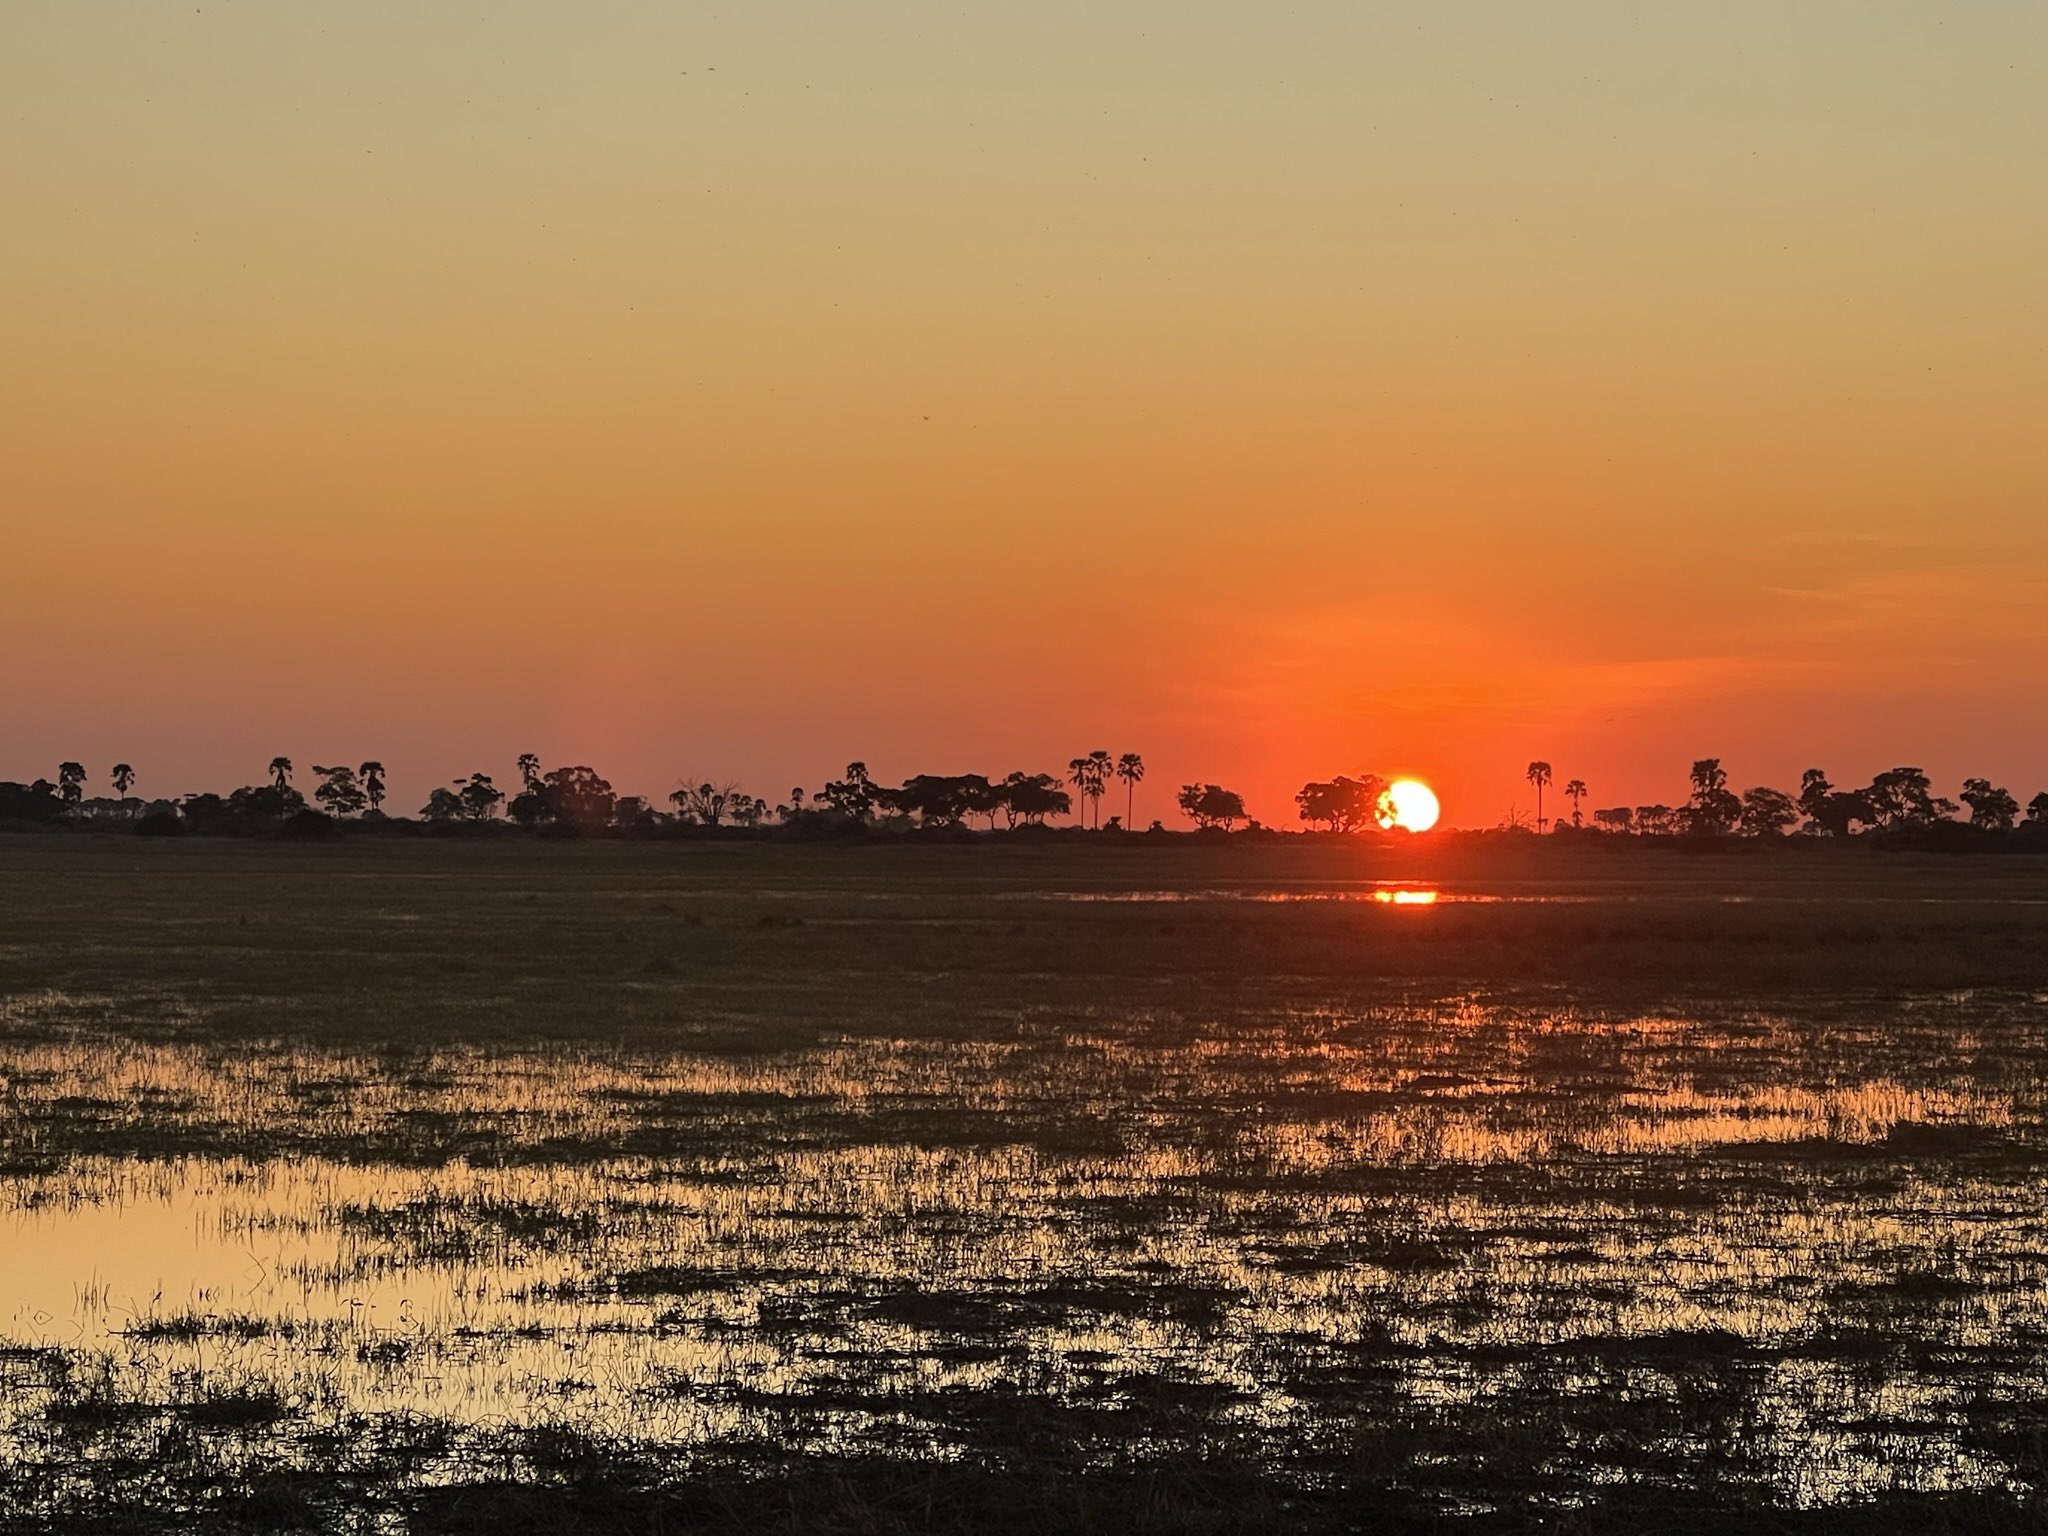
[0,754,1234,836]
[1512,758,2048,838]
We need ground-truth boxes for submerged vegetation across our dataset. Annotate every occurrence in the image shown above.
[2,843,2048,1529]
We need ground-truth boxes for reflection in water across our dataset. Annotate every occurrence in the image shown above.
[2,993,2045,1511]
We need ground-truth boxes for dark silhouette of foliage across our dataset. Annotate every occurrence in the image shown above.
[269,757,293,791]
[1738,786,1801,837]
[671,781,741,826]
[2029,793,2048,826]
[420,786,466,821]
[1564,778,1587,828]
[111,763,135,799]
[0,781,64,825]
[1685,758,1741,834]
[229,782,307,822]
[1000,772,1070,826]
[1960,778,2020,831]
[311,765,367,817]
[1525,761,1552,832]
[517,753,542,791]
[359,761,386,813]
[1116,753,1145,828]
[459,773,504,821]
[507,765,616,831]
[1861,766,1957,829]
[1294,774,1389,832]
[56,763,86,818]
[1178,783,1247,830]
[821,762,877,821]
[1592,807,1634,833]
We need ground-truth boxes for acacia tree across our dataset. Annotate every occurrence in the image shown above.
[1525,761,1552,833]
[1294,774,1390,832]
[1862,766,1956,828]
[311,765,367,816]
[459,773,504,821]
[359,762,386,813]
[1961,778,2020,831]
[420,786,465,821]
[1563,778,1587,828]
[1178,783,1247,830]
[1739,786,1801,837]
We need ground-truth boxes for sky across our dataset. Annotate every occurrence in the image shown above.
[3,2,2044,827]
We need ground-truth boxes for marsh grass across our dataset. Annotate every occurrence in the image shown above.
[4,842,2048,1530]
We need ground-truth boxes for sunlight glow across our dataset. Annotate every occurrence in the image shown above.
[1379,780,1441,833]
[1371,888,1440,905]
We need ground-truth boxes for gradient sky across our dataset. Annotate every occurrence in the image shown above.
[4,2,2044,826]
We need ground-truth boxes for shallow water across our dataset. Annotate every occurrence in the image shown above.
[4,987,2045,1509]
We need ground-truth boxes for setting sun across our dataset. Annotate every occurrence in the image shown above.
[1380,780,1441,833]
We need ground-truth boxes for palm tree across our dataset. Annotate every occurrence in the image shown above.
[1067,757,1094,827]
[517,753,542,790]
[1086,749,1113,828]
[1116,753,1145,828]
[1564,778,1587,828]
[269,757,293,791]
[359,761,386,814]
[111,764,135,800]
[1526,761,1553,833]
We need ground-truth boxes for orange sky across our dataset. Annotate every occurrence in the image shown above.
[3,3,2044,825]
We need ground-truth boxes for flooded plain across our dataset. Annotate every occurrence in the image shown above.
[3,841,2047,1530]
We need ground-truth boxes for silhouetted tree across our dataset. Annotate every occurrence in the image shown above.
[1684,758,1741,834]
[1294,774,1390,832]
[1116,753,1145,828]
[1636,804,1676,835]
[999,771,1070,826]
[1960,778,2020,831]
[1178,783,1246,830]
[1739,786,1801,837]
[1564,778,1587,828]
[459,773,504,821]
[508,765,615,830]
[1525,762,1552,833]
[420,786,465,822]
[359,762,386,814]
[1085,749,1113,828]
[57,763,86,817]
[1796,767,1870,837]
[1592,807,1634,833]
[311,765,367,817]
[778,787,807,823]
[821,762,876,821]
[1862,766,1956,829]
[672,781,740,826]
[517,753,542,791]
[1068,756,1110,828]
[269,757,293,791]
[230,782,305,821]
[111,764,135,799]
[2028,793,2048,826]
[732,794,766,829]
[614,796,657,831]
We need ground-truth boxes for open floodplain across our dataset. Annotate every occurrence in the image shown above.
[3,837,2048,1533]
